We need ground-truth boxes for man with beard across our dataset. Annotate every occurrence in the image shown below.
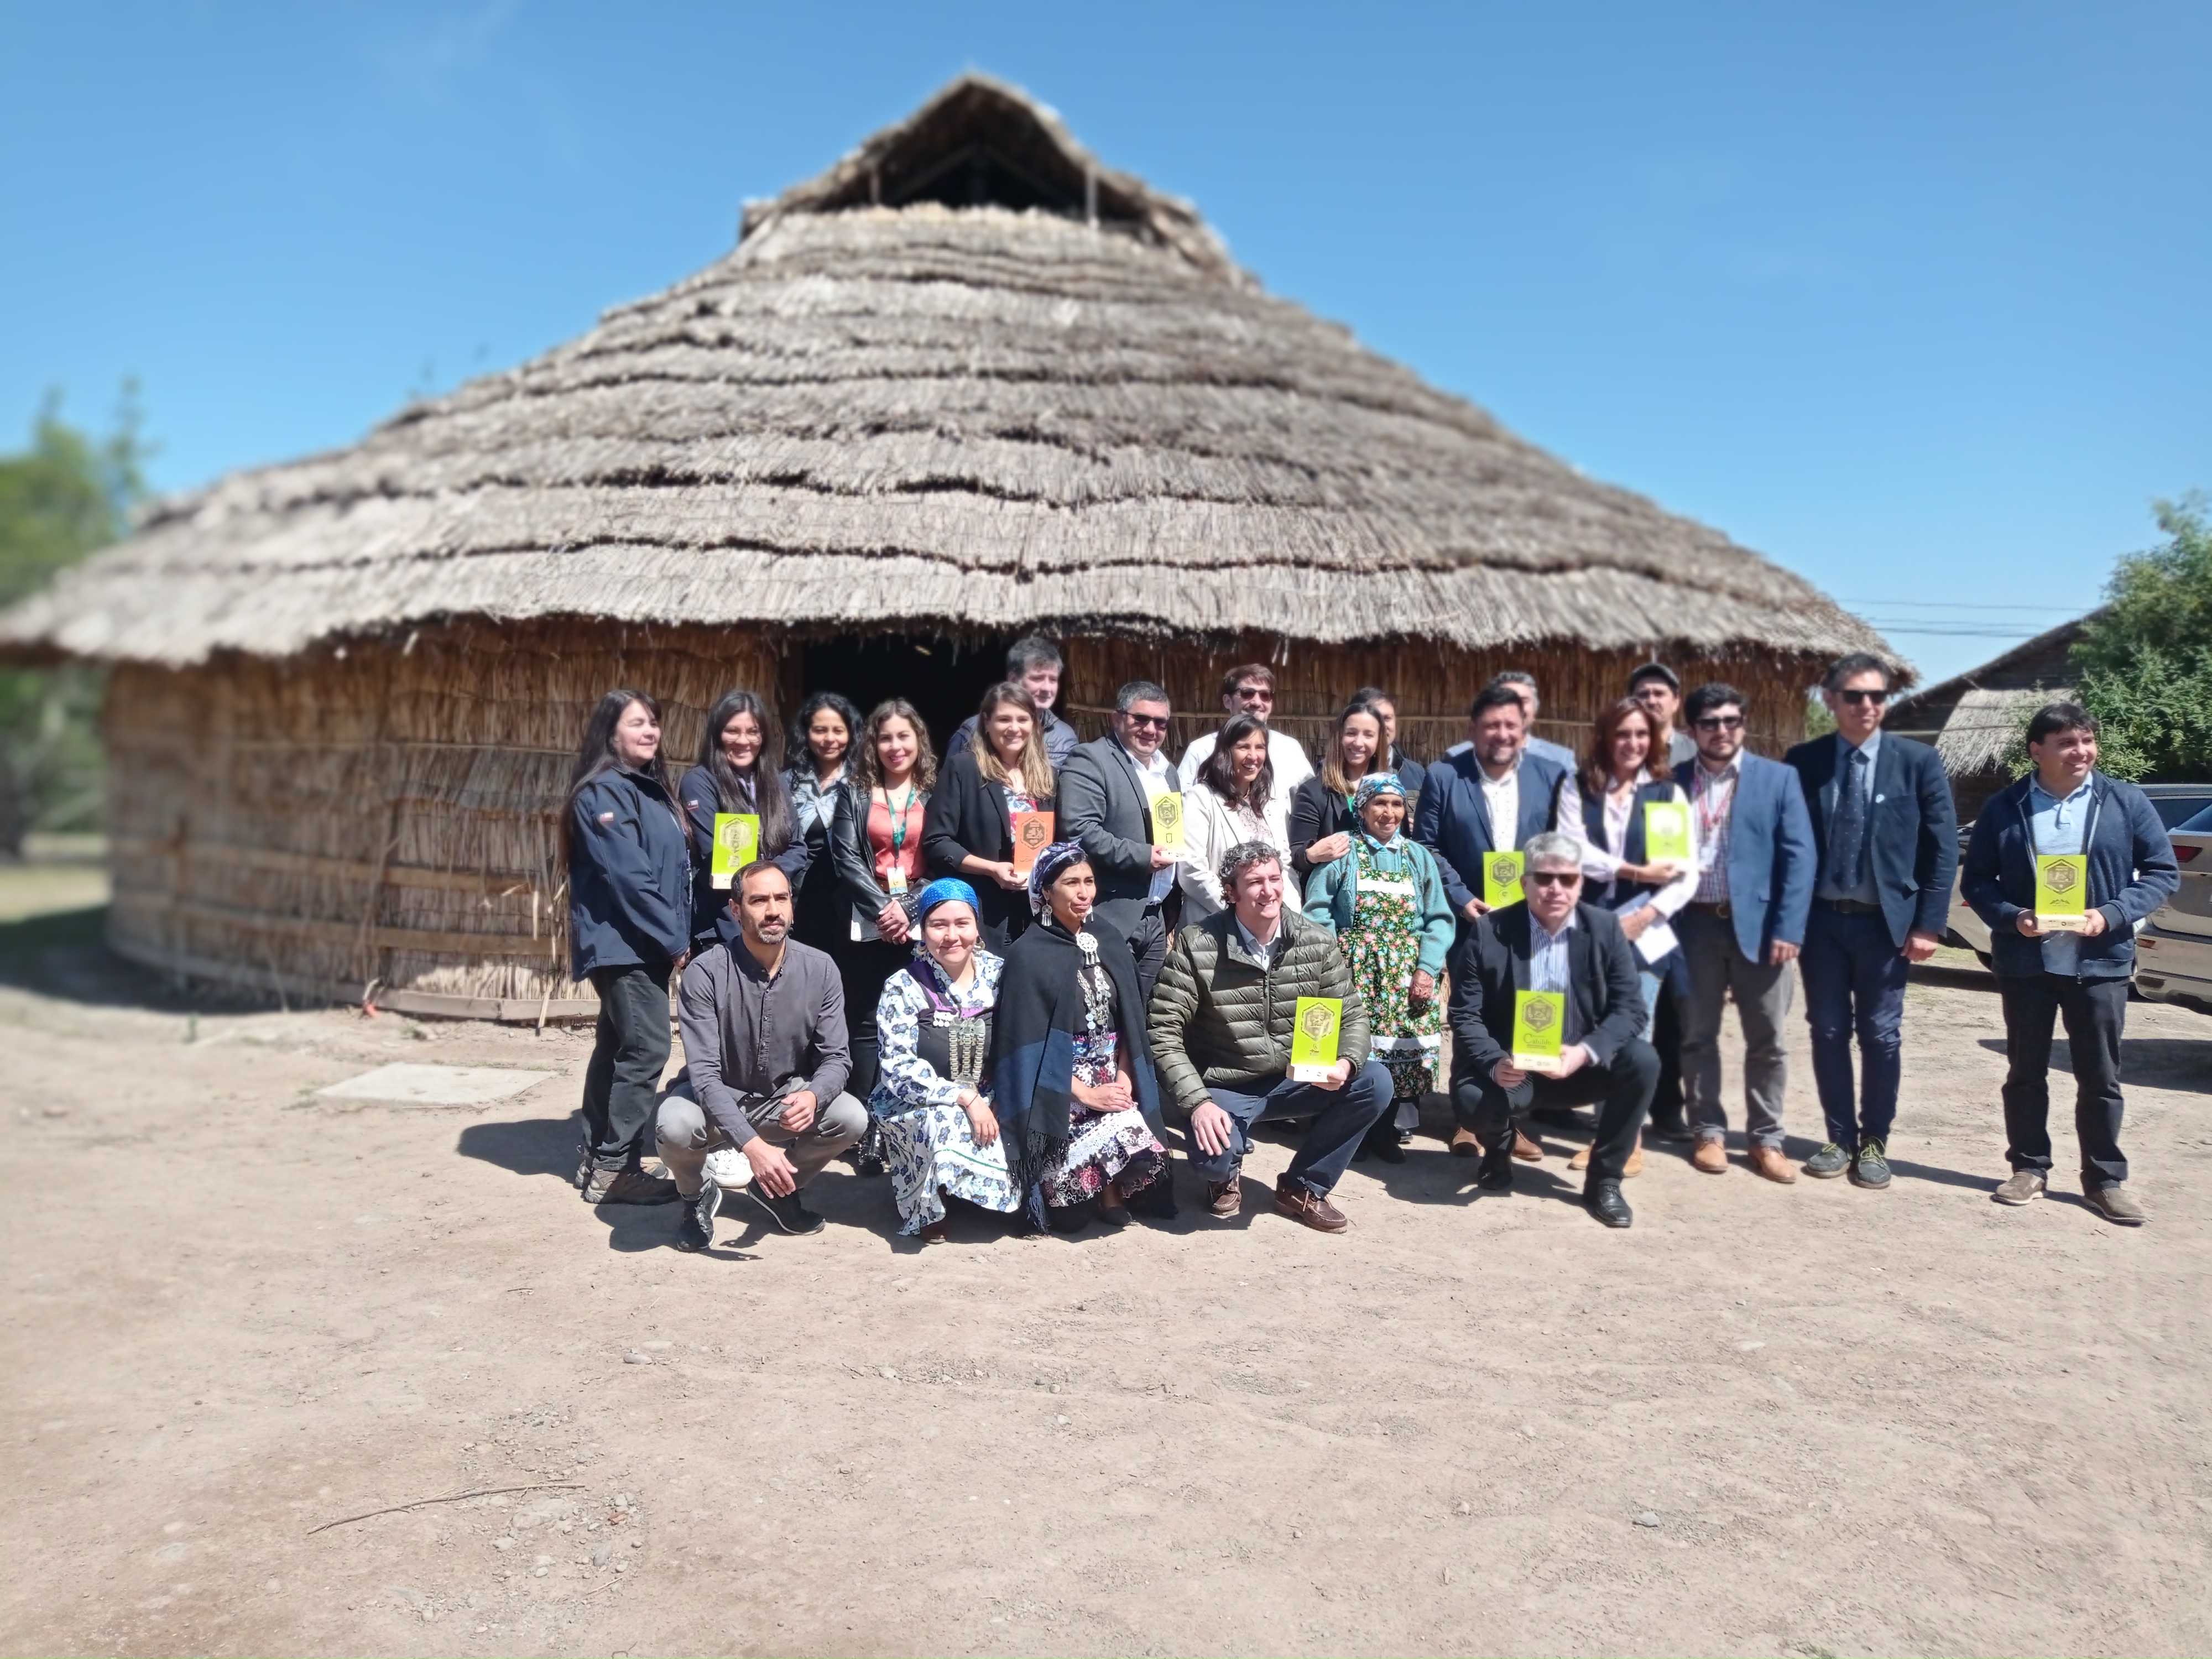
[655,861,865,1246]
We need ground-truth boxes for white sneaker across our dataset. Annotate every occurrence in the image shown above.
[702,1147,753,1190]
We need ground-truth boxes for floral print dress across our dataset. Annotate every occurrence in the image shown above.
[869,951,1023,1234]
[1040,945,1168,1208]
[1339,834,1443,1104]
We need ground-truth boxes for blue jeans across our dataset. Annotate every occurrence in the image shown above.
[1800,905,1909,1150]
[1190,1060,1395,1197]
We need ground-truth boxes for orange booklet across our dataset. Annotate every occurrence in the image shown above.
[1010,810,1055,873]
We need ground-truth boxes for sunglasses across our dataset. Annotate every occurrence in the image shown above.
[1234,686,1275,701]
[1123,712,1171,731]
[1694,714,1745,731]
[1837,688,1889,706]
[1526,869,1581,888]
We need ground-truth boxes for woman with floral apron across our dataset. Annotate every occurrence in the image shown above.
[1302,773,1456,1162]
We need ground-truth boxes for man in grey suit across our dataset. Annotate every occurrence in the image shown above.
[1785,653,1957,1190]
[1057,679,1181,1005]
[1673,682,1817,1184]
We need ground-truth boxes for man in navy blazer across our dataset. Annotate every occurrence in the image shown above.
[1413,684,1569,928]
[1673,683,1817,1183]
[1963,702,2178,1226]
[1785,653,1958,1189]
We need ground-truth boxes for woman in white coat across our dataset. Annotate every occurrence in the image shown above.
[1175,712,1293,921]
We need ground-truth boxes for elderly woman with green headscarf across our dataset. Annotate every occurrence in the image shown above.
[868,877,1024,1241]
[1303,773,1456,1162]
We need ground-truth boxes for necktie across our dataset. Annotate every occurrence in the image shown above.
[1831,749,1869,891]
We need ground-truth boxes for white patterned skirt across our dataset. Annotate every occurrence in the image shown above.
[878,1100,1024,1235]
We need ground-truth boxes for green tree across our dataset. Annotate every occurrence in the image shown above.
[2068,494,2212,781]
[0,389,149,854]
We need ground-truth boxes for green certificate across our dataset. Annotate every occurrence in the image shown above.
[1483,851,1525,909]
[1290,997,1343,1082]
[1512,990,1566,1075]
[1644,800,1693,865]
[2034,853,2089,931]
[710,813,760,890]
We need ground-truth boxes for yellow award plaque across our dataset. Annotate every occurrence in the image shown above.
[710,813,761,889]
[1289,997,1343,1083]
[2034,853,2090,932]
[1483,850,1526,909]
[1644,800,1693,866]
[1511,990,1566,1076]
[1150,789,1186,852]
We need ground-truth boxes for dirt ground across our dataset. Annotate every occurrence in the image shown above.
[3,864,2209,1658]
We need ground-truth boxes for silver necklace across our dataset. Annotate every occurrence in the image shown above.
[1074,931,1112,1033]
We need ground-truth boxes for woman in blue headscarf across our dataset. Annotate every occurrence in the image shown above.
[1303,773,1455,1162]
[869,878,1024,1241]
[992,842,1170,1233]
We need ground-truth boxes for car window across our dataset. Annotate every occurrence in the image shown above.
[2151,793,2212,830]
[2176,802,2212,833]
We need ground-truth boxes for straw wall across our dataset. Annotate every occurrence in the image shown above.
[101,619,1814,1020]
[103,620,779,1019]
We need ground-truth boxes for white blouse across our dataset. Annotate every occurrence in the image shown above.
[1175,782,1294,920]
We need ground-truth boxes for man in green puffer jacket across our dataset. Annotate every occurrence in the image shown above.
[1149,841,1396,1233]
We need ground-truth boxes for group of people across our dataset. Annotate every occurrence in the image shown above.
[559,633,2182,1246]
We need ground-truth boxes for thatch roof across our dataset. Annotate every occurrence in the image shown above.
[0,75,1898,674]
[1886,614,2088,773]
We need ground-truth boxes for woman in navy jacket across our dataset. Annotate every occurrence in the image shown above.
[676,688,808,948]
[1962,702,2179,1223]
[563,689,691,1207]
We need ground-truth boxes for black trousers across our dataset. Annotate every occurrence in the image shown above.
[1647,953,1688,1126]
[1451,1040,1660,1185]
[1126,904,1171,1011]
[582,959,673,1168]
[831,937,910,1103]
[1999,973,2128,1188]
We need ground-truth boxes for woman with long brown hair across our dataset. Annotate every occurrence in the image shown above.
[923,681,1056,950]
[1177,712,1292,921]
[677,688,806,948]
[829,698,940,1103]
[1286,697,1390,879]
[561,688,690,1208]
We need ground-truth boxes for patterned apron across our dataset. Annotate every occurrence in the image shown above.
[1340,835,1442,1110]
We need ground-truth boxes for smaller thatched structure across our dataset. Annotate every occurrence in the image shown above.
[1887,616,2088,821]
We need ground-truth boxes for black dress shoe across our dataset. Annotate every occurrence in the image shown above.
[1047,1202,1089,1234]
[674,1185,718,1251]
[1363,1125,1406,1164]
[1477,1146,1515,1192]
[1644,1112,1693,1145]
[1585,1179,1633,1228]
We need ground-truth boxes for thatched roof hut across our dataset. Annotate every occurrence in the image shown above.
[1887,615,2086,821]
[0,75,1897,1019]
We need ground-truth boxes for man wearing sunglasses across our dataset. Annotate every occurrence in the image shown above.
[1785,653,1957,1189]
[1674,684,1817,1182]
[1176,663,1314,792]
[1445,832,1658,1228]
[1060,679,1184,1006]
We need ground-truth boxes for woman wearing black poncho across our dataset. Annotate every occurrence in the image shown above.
[992,842,1170,1233]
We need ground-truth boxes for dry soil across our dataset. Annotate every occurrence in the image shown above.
[2,875,2209,1657]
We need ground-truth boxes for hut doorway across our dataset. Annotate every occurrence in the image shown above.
[797,633,1010,759]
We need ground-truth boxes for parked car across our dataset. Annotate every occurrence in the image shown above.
[1943,782,2212,968]
[2134,801,2212,1015]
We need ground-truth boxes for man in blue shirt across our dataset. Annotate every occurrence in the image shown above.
[1786,653,1957,1189]
[1962,703,2179,1226]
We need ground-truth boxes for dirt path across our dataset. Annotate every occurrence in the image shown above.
[3,912,2208,1656]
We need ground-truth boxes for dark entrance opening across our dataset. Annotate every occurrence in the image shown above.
[795,633,1012,764]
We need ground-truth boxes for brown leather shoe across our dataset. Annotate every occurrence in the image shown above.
[1568,1143,1593,1171]
[1205,1175,1242,1219]
[1747,1144,1798,1185]
[1624,1134,1644,1179]
[1451,1126,1484,1158]
[1274,1177,1349,1234]
[1691,1138,1729,1174]
[1512,1130,1543,1162]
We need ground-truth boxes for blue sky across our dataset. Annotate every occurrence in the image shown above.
[3,1,2205,684]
